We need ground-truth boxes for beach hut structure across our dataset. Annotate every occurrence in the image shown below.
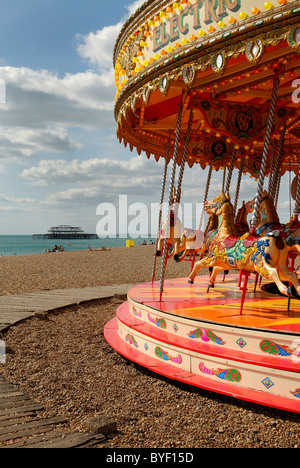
[105,0,300,414]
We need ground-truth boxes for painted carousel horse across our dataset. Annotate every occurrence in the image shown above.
[188,190,300,299]
[173,226,205,264]
[236,200,253,236]
[246,191,300,257]
[245,191,285,236]
[173,197,251,263]
[156,188,182,259]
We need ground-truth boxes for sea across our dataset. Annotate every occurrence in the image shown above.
[0,235,154,257]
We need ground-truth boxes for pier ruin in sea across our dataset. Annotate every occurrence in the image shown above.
[33,225,98,240]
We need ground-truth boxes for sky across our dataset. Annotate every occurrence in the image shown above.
[0,0,293,235]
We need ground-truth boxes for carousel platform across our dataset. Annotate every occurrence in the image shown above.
[104,274,300,414]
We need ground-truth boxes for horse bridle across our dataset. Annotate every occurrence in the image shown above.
[211,197,231,214]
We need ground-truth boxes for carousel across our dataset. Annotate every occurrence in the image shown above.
[104,0,300,414]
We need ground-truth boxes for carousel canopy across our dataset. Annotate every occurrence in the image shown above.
[114,0,300,178]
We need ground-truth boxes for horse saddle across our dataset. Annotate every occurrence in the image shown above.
[224,233,259,249]
[242,233,260,247]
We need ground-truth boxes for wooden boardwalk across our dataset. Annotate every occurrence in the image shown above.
[0,284,132,448]
[0,284,133,330]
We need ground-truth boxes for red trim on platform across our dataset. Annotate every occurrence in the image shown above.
[104,318,300,415]
[117,302,300,373]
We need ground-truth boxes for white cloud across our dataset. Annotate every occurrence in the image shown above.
[0,1,147,165]
[0,1,175,234]
[20,155,165,208]
[75,0,145,72]
[0,7,127,163]
[0,194,36,204]
[125,0,145,17]
[0,64,115,160]
[0,126,80,159]
[46,187,101,204]
[0,66,115,121]
[0,193,40,214]
[76,23,122,72]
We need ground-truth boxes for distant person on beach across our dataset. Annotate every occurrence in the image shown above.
[89,246,111,251]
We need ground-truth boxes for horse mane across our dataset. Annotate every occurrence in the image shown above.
[235,203,246,225]
[260,191,280,224]
[235,202,249,235]
[221,200,239,236]
[204,213,218,238]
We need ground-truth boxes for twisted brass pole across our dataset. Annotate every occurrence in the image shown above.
[269,125,286,202]
[159,104,183,301]
[234,157,245,215]
[175,108,194,204]
[251,75,280,233]
[225,147,237,194]
[294,167,300,221]
[198,166,213,231]
[152,138,171,283]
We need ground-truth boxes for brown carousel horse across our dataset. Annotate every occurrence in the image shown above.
[188,190,300,299]
[245,191,284,236]
[246,191,300,244]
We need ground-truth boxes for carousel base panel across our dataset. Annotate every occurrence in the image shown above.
[104,274,300,414]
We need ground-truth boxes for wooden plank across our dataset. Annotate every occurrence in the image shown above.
[0,309,35,315]
[0,285,132,327]
[0,397,33,409]
[0,379,23,388]
[23,432,106,449]
[0,299,39,305]
[1,431,106,448]
[0,416,67,437]
[0,394,30,403]
[0,284,131,447]
[0,409,41,422]
[0,385,20,392]
[0,415,38,429]
[0,391,27,400]
[1,431,75,448]
[0,383,20,391]
[0,424,65,443]
[0,404,43,418]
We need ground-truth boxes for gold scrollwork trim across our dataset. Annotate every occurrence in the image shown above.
[159,75,170,97]
[245,37,265,65]
[143,85,152,105]
[212,51,227,77]
[183,64,196,88]
[287,24,300,53]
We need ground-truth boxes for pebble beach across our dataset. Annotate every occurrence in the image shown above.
[0,246,300,448]
[0,245,192,296]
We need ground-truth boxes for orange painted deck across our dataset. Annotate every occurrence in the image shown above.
[105,274,300,413]
[129,274,300,335]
